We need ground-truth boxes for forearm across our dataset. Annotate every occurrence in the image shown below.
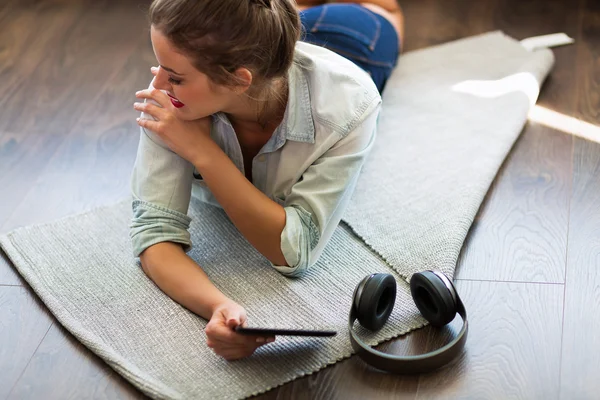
[194,141,288,266]
[139,242,232,319]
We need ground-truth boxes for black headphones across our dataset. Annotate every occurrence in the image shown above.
[349,270,468,374]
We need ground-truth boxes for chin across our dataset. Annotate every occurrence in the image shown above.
[181,110,216,121]
[174,108,198,121]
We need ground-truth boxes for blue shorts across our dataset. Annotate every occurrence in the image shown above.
[299,4,401,93]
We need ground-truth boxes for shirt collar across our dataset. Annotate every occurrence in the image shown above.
[212,53,316,146]
[279,60,315,144]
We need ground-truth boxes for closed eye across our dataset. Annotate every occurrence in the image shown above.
[168,76,182,85]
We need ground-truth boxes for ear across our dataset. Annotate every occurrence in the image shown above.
[232,67,253,94]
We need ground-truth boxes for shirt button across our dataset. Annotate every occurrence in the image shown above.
[257,155,266,162]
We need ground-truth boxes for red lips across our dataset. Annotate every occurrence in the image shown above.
[167,93,185,108]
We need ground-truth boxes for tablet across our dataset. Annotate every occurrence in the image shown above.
[234,326,337,337]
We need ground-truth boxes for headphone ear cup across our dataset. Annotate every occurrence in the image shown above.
[410,271,457,327]
[355,273,397,331]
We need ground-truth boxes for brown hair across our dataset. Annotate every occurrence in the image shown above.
[149,0,301,94]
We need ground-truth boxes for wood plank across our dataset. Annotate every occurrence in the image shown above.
[559,139,600,399]
[1,1,154,397]
[0,286,54,399]
[0,0,149,135]
[0,0,89,238]
[0,248,24,286]
[1,0,589,398]
[0,1,87,237]
[456,123,571,283]
[258,350,419,399]
[258,280,563,399]
[492,0,579,40]
[0,0,85,109]
[7,322,144,400]
[1,22,153,232]
[416,280,563,399]
[455,0,578,283]
[400,0,496,52]
[0,0,148,281]
[0,130,66,231]
[559,0,600,395]
[559,139,600,398]
[5,14,156,397]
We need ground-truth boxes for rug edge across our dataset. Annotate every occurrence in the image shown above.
[1,198,132,237]
[244,318,429,399]
[0,233,182,400]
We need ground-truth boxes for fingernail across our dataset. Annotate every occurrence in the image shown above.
[256,338,265,343]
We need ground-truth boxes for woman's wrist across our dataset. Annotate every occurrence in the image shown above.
[191,134,222,172]
[209,296,238,316]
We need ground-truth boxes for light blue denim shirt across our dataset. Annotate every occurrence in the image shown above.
[129,41,382,277]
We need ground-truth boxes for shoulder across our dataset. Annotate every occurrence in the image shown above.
[293,41,382,137]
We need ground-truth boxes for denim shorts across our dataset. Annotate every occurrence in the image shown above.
[299,4,400,93]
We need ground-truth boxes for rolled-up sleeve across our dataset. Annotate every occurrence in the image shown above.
[129,110,195,257]
[271,99,381,277]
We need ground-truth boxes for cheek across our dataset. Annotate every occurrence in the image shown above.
[173,81,206,103]
[178,82,226,108]
[172,84,225,119]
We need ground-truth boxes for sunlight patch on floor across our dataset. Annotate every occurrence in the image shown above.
[528,106,600,144]
[452,73,600,143]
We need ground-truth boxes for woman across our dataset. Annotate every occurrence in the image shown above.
[130,0,404,361]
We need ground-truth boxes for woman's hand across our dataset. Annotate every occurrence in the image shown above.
[205,300,275,361]
[133,69,211,166]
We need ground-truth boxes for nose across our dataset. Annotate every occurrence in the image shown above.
[152,67,172,91]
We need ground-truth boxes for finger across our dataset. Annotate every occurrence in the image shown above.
[239,314,248,328]
[133,101,164,120]
[135,88,170,108]
[207,322,245,343]
[210,326,268,347]
[217,335,272,346]
[226,318,239,329]
[136,118,160,132]
[208,340,257,356]
[222,309,243,330]
[210,328,257,346]
[151,66,158,76]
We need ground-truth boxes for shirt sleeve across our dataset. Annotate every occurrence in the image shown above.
[271,99,381,277]
[129,106,195,258]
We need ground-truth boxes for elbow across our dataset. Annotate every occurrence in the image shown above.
[269,238,311,278]
[268,247,289,269]
[138,248,153,276]
[137,241,185,279]
[137,243,160,278]
[271,206,321,277]
[129,199,193,258]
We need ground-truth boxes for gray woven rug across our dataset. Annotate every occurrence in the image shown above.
[0,31,553,400]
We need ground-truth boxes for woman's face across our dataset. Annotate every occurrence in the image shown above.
[149,26,241,121]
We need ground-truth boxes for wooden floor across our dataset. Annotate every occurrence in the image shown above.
[1,0,598,398]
